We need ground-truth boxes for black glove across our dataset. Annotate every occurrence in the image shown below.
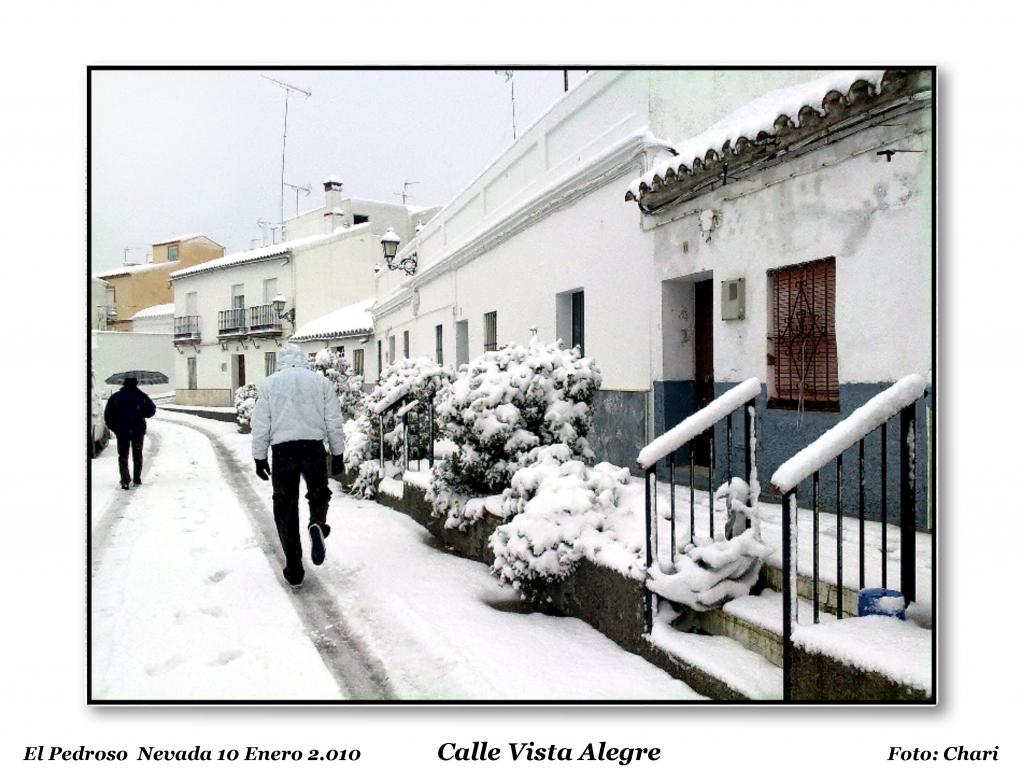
[331,455,345,476]
[255,458,271,480]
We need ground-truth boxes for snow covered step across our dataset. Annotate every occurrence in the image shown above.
[761,564,859,620]
[647,613,782,700]
[696,590,833,667]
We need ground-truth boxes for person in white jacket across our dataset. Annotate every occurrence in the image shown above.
[251,344,345,589]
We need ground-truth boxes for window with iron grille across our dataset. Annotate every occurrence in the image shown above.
[388,335,396,364]
[571,290,584,355]
[483,311,497,352]
[403,330,410,359]
[353,348,364,376]
[435,324,443,365]
[767,257,839,411]
[377,340,383,378]
[264,351,276,377]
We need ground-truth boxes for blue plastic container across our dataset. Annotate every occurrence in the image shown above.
[858,587,906,620]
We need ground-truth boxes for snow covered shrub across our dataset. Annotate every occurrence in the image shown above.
[343,414,379,498]
[312,347,366,420]
[428,338,602,529]
[234,383,259,433]
[367,357,452,463]
[489,444,639,601]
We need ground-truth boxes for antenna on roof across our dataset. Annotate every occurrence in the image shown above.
[395,181,419,205]
[262,74,312,235]
[494,70,517,140]
[283,181,312,217]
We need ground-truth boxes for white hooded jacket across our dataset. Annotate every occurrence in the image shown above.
[251,344,345,460]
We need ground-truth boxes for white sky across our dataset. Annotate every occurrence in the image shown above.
[90,68,590,272]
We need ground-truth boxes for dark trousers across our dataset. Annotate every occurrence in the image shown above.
[116,433,144,485]
[271,440,332,578]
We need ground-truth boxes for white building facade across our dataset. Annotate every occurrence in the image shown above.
[370,69,838,467]
[169,181,428,406]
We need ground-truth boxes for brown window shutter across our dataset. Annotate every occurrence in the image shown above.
[767,257,839,411]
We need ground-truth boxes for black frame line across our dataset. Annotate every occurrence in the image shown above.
[86,64,938,707]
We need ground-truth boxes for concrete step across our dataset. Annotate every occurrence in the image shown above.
[692,590,835,667]
[648,608,782,700]
[762,564,859,620]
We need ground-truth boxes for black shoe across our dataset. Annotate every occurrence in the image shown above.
[120,481,130,490]
[309,524,326,566]
[283,566,305,590]
[133,479,142,486]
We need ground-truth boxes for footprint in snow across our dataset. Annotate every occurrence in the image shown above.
[144,655,184,677]
[199,606,224,617]
[209,650,242,666]
[206,569,230,584]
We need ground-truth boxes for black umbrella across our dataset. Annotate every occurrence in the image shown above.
[104,370,169,385]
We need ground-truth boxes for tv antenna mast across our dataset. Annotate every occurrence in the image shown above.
[494,70,517,139]
[283,181,312,217]
[262,74,311,232]
[395,180,419,205]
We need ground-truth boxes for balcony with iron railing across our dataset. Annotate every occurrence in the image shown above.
[173,315,201,342]
[217,308,247,338]
[247,304,283,336]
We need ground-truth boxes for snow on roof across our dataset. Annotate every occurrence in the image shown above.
[131,303,175,320]
[169,225,365,280]
[626,70,890,200]
[290,299,375,342]
[94,261,170,279]
[324,175,343,185]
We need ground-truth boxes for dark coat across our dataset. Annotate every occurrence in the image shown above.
[104,384,156,437]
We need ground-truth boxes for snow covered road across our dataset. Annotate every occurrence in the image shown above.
[90,414,699,701]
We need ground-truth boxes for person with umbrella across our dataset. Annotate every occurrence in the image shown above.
[103,373,158,490]
[250,344,345,590]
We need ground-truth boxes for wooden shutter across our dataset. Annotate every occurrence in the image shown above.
[767,257,839,411]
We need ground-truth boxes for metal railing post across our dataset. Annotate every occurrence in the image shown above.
[900,404,917,603]
[644,467,655,634]
[782,492,794,701]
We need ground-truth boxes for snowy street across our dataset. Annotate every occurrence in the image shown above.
[90,413,700,701]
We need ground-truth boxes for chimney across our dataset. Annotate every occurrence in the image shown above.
[323,176,344,233]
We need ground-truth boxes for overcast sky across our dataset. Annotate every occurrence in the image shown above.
[90,69,590,272]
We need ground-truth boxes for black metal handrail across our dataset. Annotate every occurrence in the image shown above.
[372,389,438,476]
[173,315,200,339]
[769,373,929,701]
[218,308,247,335]
[636,378,762,634]
[248,304,282,331]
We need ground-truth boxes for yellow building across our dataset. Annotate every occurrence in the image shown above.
[95,234,223,330]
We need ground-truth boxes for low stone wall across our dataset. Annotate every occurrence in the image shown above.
[174,388,233,408]
[792,645,930,702]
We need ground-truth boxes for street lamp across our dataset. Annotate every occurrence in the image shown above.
[380,227,417,276]
[272,293,295,324]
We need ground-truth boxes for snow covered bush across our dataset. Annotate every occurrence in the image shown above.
[343,414,378,498]
[428,338,601,529]
[234,383,259,433]
[489,444,639,600]
[312,347,365,420]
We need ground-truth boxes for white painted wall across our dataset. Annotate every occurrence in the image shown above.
[171,258,294,396]
[647,105,933,385]
[371,70,822,391]
[91,330,175,399]
[131,312,173,335]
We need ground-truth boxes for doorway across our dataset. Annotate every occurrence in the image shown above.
[693,278,714,465]
[455,320,469,367]
[231,354,246,391]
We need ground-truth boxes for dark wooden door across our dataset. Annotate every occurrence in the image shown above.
[693,279,714,465]
[237,354,246,388]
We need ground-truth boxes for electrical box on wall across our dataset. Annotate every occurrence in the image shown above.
[721,278,745,320]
